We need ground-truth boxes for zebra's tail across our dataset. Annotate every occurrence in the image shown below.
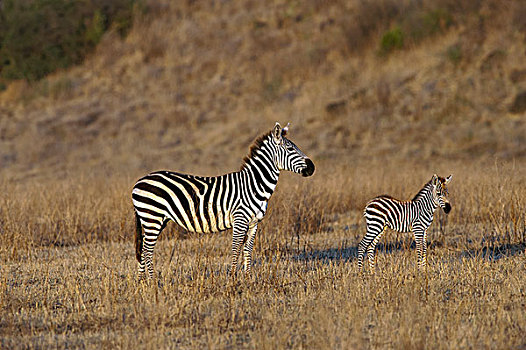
[135,211,143,263]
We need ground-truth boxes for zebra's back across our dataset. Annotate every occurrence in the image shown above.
[132,171,235,234]
[364,195,412,233]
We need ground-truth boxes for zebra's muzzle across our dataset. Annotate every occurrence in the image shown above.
[443,202,451,214]
[301,158,315,177]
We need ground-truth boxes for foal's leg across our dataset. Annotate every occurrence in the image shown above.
[359,221,384,270]
[367,226,386,269]
[412,224,426,269]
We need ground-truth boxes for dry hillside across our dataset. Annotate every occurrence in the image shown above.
[0,0,525,181]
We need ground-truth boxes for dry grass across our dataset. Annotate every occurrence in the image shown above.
[1,160,525,349]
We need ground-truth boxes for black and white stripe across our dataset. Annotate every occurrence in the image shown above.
[132,123,315,278]
[358,174,452,270]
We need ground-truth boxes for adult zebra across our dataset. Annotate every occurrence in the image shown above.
[132,122,315,278]
[358,174,452,270]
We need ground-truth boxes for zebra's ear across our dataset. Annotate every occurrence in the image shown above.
[432,174,439,185]
[273,122,283,144]
[282,122,290,136]
[445,174,453,184]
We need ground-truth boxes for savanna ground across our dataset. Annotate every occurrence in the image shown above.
[1,0,526,349]
[1,160,525,349]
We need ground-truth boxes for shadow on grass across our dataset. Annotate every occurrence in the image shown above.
[292,240,445,264]
[461,243,525,261]
[292,245,358,263]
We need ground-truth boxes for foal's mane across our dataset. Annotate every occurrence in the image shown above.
[412,180,434,201]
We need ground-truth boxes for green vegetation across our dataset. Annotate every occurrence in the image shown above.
[447,44,462,65]
[379,26,404,55]
[0,0,140,82]
[379,8,453,56]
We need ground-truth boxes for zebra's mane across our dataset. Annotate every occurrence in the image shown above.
[412,180,433,201]
[240,130,273,170]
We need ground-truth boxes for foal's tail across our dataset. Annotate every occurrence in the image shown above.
[135,211,143,263]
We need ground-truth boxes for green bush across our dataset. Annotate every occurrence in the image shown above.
[446,44,462,65]
[379,26,404,55]
[0,0,140,82]
[377,7,454,57]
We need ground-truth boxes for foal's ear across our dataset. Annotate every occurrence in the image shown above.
[282,122,290,136]
[272,122,283,144]
[431,174,439,185]
[445,174,453,184]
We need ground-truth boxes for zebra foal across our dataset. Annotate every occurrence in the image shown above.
[358,174,452,270]
[132,123,315,279]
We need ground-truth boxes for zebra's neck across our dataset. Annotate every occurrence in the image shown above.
[411,183,437,215]
[240,141,280,201]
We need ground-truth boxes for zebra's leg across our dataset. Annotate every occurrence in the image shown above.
[138,261,146,279]
[358,232,373,270]
[358,221,383,270]
[140,219,167,279]
[142,231,161,279]
[231,217,249,277]
[421,229,428,268]
[357,237,370,271]
[242,223,258,273]
[367,226,386,270]
[412,225,425,269]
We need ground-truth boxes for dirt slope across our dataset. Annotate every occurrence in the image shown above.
[0,0,525,181]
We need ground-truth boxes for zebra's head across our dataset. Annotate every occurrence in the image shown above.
[432,174,452,214]
[271,122,315,177]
